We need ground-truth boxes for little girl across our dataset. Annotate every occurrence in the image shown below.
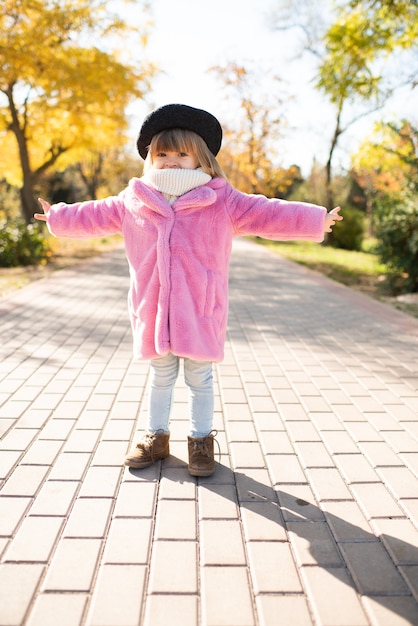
[35,103,343,477]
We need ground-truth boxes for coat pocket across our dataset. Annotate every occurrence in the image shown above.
[203,271,216,318]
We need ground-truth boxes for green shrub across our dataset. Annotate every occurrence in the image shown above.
[374,197,418,293]
[0,219,52,267]
[329,206,365,251]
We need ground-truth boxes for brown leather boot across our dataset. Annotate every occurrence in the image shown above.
[124,431,170,468]
[187,431,217,477]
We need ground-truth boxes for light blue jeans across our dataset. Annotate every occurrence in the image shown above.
[147,353,214,438]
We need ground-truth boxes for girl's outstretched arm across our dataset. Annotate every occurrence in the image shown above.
[324,206,343,233]
[34,198,51,222]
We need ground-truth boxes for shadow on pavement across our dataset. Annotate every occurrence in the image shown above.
[145,459,418,625]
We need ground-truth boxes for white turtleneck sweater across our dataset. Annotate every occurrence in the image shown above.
[142,168,212,204]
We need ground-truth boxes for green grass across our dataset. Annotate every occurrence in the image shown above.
[252,238,388,293]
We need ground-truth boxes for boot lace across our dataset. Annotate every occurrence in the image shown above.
[136,430,166,462]
[191,430,221,463]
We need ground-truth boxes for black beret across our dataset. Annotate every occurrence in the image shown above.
[137,103,222,159]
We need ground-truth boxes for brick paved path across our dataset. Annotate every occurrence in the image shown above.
[1,238,418,626]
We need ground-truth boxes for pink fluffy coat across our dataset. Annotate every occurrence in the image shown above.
[46,177,327,362]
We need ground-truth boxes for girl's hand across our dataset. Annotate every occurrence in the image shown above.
[34,198,51,221]
[324,206,343,232]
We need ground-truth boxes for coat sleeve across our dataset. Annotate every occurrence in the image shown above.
[224,185,327,243]
[46,192,126,239]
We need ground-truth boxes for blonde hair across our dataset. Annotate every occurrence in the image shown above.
[143,128,227,179]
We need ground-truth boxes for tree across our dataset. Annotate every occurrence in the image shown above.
[352,121,418,291]
[0,0,154,222]
[210,63,300,197]
[270,0,418,208]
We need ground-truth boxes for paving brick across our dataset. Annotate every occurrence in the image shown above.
[90,441,128,466]
[334,404,366,422]
[0,449,22,479]
[321,500,374,541]
[148,540,197,593]
[255,595,314,626]
[362,596,418,626]
[258,430,294,454]
[277,485,325,522]
[0,464,49,496]
[377,466,418,499]
[26,593,87,626]
[366,411,405,431]
[47,452,91,480]
[63,429,101,453]
[249,395,277,412]
[155,499,196,539]
[0,563,44,626]
[229,441,265,469]
[393,404,418,421]
[306,467,353,501]
[86,564,146,626]
[294,441,334,468]
[39,419,75,440]
[279,404,310,422]
[0,496,31,535]
[201,566,255,626]
[42,539,102,592]
[267,454,307,485]
[252,412,285,430]
[101,419,135,441]
[158,468,196,499]
[198,483,238,519]
[224,403,252,420]
[4,516,64,563]
[0,400,31,419]
[235,468,276,503]
[382,430,418,453]
[401,452,418,475]
[285,420,321,441]
[226,420,257,442]
[101,517,152,564]
[78,466,122,498]
[222,388,247,403]
[240,500,286,541]
[48,401,85,420]
[63,498,113,538]
[345,421,383,442]
[301,566,369,626]
[30,482,79,519]
[310,412,345,431]
[359,441,404,467]
[247,540,302,593]
[340,541,409,595]
[287,520,343,567]
[200,519,246,565]
[334,453,379,483]
[350,482,405,519]
[143,595,198,626]
[0,427,39,451]
[321,430,360,454]
[76,411,107,430]
[372,518,418,565]
[20,439,64,465]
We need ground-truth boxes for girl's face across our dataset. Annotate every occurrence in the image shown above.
[152,150,199,170]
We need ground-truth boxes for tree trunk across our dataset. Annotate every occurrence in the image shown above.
[325,103,343,210]
[6,85,38,223]
[20,182,39,224]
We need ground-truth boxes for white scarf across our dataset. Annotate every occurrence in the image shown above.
[143,168,211,204]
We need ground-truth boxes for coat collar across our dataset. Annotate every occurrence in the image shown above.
[128,177,226,217]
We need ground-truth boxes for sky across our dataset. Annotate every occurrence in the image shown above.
[120,0,416,176]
